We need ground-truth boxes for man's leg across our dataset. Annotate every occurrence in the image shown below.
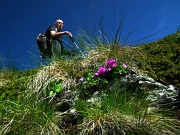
[51,40,62,60]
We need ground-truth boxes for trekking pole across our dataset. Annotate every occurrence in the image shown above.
[70,37,85,58]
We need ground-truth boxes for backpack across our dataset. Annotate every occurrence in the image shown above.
[36,33,52,59]
[36,26,64,59]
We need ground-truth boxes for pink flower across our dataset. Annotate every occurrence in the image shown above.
[107,59,117,68]
[122,63,127,68]
[80,77,85,82]
[91,74,95,78]
[108,67,112,71]
[95,66,106,76]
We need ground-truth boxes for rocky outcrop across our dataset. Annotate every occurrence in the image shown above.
[85,72,179,109]
[52,70,179,129]
[115,73,179,109]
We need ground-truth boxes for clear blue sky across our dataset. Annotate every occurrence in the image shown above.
[1,0,180,70]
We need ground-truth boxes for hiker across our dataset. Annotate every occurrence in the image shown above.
[45,19,72,59]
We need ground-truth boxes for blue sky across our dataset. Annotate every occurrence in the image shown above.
[1,0,180,70]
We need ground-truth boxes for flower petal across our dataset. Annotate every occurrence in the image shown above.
[80,77,85,82]
[123,64,127,68]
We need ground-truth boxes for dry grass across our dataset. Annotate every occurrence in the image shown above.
[76,111,179,135]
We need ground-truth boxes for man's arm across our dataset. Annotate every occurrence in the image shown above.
[51,31,72,38]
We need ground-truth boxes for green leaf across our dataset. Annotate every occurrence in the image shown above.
[49,91,54,96]
[56,85,63,93]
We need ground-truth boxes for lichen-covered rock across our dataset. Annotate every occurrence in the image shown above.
[112,73,179,109]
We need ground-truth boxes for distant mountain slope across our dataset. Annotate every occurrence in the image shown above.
[132,32,180,89]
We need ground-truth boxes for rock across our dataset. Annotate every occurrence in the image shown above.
[77,72,179,110]
[118,73,179,109]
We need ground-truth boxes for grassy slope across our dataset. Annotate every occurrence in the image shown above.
[131,31,180,89]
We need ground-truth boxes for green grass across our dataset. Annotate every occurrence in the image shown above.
[0,68,39,100]
[74,80,179,135]
[0,93,61,135]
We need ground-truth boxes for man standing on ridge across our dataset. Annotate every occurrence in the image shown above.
[45,19,72,59]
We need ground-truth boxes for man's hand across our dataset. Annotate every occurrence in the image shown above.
[65,31,72,37]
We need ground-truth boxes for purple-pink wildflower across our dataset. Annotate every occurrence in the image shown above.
[80,77,85,82]
[122,63,127,68]
[95,66,106,76]
[91,74,95,78]
[107,59,117,68]
[108,67,112,71]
